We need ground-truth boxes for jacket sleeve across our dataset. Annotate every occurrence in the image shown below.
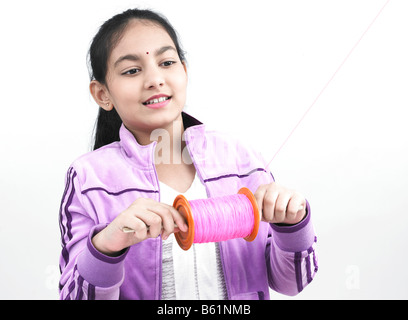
[266,200,318,296]
[58,167,128,300]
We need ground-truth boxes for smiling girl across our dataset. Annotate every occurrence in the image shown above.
[59,8,318,300]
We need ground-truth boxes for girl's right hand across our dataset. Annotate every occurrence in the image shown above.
[91,198,188,256]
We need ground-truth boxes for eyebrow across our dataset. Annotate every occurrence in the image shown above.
[114,45,177,68]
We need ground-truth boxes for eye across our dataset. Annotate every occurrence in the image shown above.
[122,68,140,75]
[160,61,176,67]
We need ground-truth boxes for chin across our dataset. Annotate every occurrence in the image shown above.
[146,108,183,128]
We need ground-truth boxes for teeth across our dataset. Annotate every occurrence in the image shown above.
[145,96,170,105]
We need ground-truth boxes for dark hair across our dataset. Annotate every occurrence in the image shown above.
[89,8,186,150]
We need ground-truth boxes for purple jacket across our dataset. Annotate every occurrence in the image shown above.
[59,113,318,300]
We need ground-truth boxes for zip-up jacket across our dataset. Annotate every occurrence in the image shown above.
[59,113,318,300]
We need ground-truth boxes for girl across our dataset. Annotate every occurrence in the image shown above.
[59,8,318,300]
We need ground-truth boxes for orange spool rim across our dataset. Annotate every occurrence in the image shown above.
[238,187,260,242]
[173,194,195,251]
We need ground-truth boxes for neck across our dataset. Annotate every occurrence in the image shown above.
[153,119,186,166]
[151,117,196,193]
[128,116,186,166]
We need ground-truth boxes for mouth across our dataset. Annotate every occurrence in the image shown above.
[142,95,172,106]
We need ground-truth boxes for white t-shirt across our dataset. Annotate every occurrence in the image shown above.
[160,175,227,300]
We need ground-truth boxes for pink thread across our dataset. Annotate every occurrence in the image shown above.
[189,194,254,243]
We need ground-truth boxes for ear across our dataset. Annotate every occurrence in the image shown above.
[89,80,113,111]
[182,61,188,76]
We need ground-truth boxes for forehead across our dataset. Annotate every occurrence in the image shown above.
[110,20,174,59]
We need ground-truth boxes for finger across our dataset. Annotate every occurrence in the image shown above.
[286,196,302,224]
[273,192,291,223]
[126,209,162,239]
[147,204,179,239]
[163,203,188,232]
[262,187,279,222]
[287,195,306,224]
[254,184,268,219]
[144,211,164,238]
[124,216,149,240]
[147,202,188,239]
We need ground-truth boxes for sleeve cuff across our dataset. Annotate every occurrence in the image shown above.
[77,224,129,288]
[270,200,316,252]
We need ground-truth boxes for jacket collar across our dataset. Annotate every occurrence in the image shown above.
[181,111,202,129]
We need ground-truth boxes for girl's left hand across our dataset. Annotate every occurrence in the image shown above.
[254,182,306,225]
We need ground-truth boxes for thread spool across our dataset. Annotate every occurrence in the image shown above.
[173,187,260,251]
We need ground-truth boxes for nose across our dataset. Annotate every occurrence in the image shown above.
[143,65,165,90]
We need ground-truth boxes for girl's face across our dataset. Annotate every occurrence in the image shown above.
[102,20,187,137]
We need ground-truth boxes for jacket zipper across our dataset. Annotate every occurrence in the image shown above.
[151,142,163,300]
[183,130,231,300]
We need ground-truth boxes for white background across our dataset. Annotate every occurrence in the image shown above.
[0,0,407,299]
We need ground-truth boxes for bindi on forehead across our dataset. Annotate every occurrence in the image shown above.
[146,52,149,54]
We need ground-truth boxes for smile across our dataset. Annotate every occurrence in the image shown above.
[143,96,171,105]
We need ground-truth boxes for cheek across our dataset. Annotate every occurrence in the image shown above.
[171,71,188,101]
[110,80,142,105]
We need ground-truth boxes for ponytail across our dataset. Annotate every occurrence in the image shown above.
[93,108,122,150]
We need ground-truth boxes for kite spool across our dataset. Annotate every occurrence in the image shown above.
[173,187,260,250]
